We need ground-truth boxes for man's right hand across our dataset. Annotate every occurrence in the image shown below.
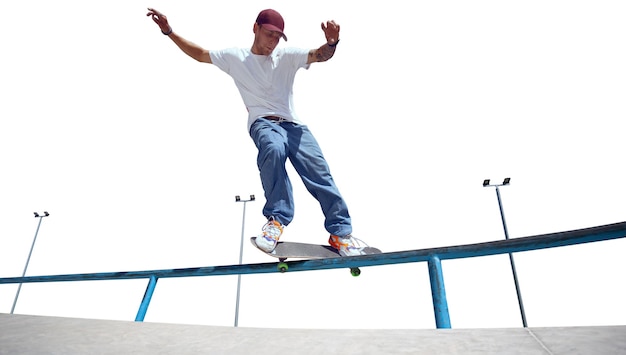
[147,8,171,34]
[145,8,212,63]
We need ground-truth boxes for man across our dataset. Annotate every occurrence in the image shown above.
[147,8,368,256]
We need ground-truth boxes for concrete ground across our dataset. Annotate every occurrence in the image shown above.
[1,313,625,354]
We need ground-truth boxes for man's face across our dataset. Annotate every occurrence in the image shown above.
[252,24,282,55]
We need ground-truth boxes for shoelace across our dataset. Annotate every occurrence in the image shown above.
[263,221,282,239]
[346,236,369,250]
[332,235,369,250]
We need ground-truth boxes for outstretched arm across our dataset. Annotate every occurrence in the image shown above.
[307,20,341,64]
[147,8,212,64]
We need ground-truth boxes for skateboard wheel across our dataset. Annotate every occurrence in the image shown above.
[278,262,289,273]
[350,268,361,277]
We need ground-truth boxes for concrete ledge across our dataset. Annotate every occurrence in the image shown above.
[1,314,625,354]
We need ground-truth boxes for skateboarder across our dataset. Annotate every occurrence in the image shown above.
[147,8,369,256]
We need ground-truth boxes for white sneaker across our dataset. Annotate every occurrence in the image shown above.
[254,218,283,252]
[328,234,368,256]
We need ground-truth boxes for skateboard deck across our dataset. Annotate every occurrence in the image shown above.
[250,237,382,276]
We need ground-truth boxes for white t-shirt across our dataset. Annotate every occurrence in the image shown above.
[209,47,311,131]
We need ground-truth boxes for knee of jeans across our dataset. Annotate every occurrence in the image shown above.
[263,141,287,158]
[258,145,286,168]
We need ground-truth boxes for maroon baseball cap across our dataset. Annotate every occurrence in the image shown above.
[256,9,288,41]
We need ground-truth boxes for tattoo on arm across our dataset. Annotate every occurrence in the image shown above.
[312,43,336,62]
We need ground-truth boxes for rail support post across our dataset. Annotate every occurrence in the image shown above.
[135,275,158,322]
[428,255,451,329]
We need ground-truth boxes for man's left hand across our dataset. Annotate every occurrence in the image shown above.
[321,20,340,45]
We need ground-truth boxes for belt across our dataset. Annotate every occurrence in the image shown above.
[263,115,287,123]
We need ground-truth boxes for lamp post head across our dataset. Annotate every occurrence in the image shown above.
[483,178,511,187]
[236,195,256,202]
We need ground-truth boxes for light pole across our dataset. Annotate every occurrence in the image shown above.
[483,178,528,327]
[11,211,50,314]
[234,195,255,327]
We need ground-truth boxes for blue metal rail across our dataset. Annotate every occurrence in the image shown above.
[2,221,625,328]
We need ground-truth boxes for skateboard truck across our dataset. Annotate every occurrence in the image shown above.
[277,258,361,276]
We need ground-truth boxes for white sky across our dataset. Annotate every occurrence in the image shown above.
[1,1,625,329]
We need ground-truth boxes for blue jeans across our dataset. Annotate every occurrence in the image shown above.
[249,118,352,237]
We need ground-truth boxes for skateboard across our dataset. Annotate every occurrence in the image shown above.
[250,237,382,276]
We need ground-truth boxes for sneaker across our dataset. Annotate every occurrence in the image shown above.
[254,218,283,252]
[328,234,368,256]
